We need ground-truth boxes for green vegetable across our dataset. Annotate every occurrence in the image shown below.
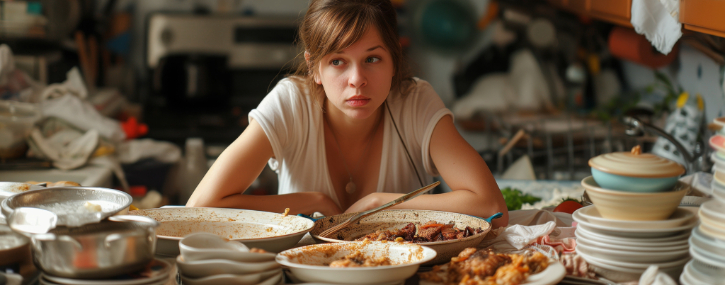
[501,187,542,211]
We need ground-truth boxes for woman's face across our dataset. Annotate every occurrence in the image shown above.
[316,27,394,120]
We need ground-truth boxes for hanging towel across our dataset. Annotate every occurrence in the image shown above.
[630,0,682,55]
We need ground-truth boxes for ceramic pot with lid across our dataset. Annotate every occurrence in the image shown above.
[29,215,159,279]
[588,146,685,192]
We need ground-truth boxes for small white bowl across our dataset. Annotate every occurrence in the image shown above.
[573,209,697,238]
[575,240,688,263]
[575,231,689,252]
[180,269,282,285]
[276,241,436,285]
[576,206,693,229]
[581,176,688,221]
[180,232,276,262]
[176,255,280,278]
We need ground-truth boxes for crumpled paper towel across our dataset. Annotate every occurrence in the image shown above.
[639,265,677,285]
[631,0,682,55]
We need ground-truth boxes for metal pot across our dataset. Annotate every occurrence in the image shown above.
[29,215,159,279]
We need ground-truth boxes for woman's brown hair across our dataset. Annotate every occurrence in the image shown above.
[292,0,414,104]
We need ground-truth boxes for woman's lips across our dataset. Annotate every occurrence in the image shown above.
[346,96,370,107]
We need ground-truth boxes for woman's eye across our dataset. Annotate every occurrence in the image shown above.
[331,59,343,66]
[366,57,380,63]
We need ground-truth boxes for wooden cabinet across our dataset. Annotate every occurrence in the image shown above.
[589,0,632,27]
[680,0,725,38]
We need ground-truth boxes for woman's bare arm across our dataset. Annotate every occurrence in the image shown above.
[345,115,509,228]
[186,119,343,216]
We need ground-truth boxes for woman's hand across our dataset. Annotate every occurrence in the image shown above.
[344,193,386,213]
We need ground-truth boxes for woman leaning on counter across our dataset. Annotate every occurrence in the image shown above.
[186,0,509,229]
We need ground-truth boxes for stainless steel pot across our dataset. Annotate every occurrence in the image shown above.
[29,215,159,279]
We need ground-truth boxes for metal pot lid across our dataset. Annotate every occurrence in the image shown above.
[588,146,685,178]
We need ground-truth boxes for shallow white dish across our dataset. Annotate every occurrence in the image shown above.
[576,206,694,229]
[418,261,566,285]
[42,258,171,285]
[690,226,725,257]
[573,209,697,238]
[180,269,281,285]
[577,249,687,283]
[176,255,280,278]
[276,241,436,285]
[575,225,691,246]
[700,200,725,226]
[179,232,276,262]
[130,207,314,255]
[575,241,688,263]
[700,220,725,240]
[576,233,688,253]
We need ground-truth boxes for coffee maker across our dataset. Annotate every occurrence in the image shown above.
[144,13,300,143]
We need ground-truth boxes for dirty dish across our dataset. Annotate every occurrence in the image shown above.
[581,176,688,221]
[418,261,566,285]
[575,206,694,229]
[309,209,491,265]
[179,232,276,262]
[0,182,44,200]
[1,186,132,227]
[130,207,314,255]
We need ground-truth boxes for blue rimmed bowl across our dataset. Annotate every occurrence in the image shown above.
[588,147,685,193]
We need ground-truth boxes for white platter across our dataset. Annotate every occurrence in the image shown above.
[276,241,435,285]
[576,206,694,229]
[573,209,697,238]
[130,207,314,255]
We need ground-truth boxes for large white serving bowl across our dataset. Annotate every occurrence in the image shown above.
[576,206,694,229]
[130,207,314,256]
[575,240,688,263]
[576,232,689,253]
[180,269,282,285]
[179,232,276,262]
[276,241,436,285]
[577,248,689,283]
[573,209,697,238]
[176,255,280,278]
[575,225,691,246]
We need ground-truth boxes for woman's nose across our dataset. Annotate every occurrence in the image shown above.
[348,65,367,88]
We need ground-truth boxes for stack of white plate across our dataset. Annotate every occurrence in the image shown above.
[681,200,725,285]
[177,232,282,285]
[572,206,696,283]
[39,258,172,285]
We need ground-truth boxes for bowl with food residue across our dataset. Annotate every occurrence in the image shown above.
[276,240,436,285]
[130,207,314,256]
[310,209,491,265]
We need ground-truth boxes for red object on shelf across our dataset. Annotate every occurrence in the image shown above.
[121,117,148,139]
[608,26,678,69]
[129,185,147,197]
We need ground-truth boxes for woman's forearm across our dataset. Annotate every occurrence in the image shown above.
[187,192,343,216]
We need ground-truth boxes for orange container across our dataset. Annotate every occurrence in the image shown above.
[608,26,679,68]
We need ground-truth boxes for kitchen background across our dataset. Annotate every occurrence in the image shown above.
[0,0,724,208]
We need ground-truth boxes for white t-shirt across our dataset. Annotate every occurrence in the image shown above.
[248,77,452,208]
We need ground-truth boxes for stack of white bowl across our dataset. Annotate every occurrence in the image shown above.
[177,232,282,285]
[576,147,696,283]
[681,123,725,284]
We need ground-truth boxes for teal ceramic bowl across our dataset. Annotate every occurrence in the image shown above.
[591,168,680,193]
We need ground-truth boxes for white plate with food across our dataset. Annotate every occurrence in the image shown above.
[418,248,565,285]
[276,240,436,285]
[130,207,314,255]
[576,206,694,229]
[572,208,697,238]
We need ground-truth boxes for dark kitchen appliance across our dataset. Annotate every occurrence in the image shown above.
[144,13,300,144]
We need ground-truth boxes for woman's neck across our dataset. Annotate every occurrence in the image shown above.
[323,100,384,144]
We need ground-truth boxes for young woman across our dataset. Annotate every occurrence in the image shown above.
[186,0,509,228]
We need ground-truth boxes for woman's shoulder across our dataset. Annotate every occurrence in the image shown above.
[395,77,442,104]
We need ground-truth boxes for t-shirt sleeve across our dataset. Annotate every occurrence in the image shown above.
[405,79,453,176]
[248,79,307,168]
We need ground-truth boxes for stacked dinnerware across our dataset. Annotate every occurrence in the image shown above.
[574,147,695,283]
[682,121,725,284]
[177,232,282,285]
